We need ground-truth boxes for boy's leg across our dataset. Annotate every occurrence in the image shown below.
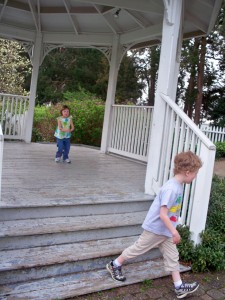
[159,239,199,298]
[55,138,63,161]
[106,231,166,282]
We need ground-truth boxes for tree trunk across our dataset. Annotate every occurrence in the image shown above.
[147,46,159,106]
[184,39,199,119]
[194,37,207,124]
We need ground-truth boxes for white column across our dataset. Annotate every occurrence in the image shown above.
[145,0,183,194]
[100,36,122,153]
[189,145,216,244]
[24,33,42,143]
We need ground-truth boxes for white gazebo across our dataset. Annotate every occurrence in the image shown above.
[0,1,221,299]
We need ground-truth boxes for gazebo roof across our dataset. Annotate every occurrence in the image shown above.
[0,0,222,49]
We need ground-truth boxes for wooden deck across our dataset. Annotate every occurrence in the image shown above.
[0,141,151,207]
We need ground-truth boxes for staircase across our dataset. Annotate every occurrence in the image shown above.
[0,196,190,300]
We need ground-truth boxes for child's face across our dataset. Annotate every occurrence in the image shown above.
[183,170,199,184]
[62,109,70,118]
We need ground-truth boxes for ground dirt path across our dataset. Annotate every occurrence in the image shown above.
[214,158,225,178]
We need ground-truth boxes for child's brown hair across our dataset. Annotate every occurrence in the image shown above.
[173,151,202,175]
[60,105,70,116]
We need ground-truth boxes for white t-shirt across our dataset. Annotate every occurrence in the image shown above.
[142,177,183,237]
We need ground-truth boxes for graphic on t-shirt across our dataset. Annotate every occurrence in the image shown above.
[169,195,182,222]
[170,215,177,222]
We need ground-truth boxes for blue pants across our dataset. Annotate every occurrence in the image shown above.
[55,138,70,160]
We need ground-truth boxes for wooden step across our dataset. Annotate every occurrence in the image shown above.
[0,236,140,272]
[0,259,191,300]
[0,212,146,237]
[0,198,152,221]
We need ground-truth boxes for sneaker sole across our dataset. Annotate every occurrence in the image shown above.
[106,264,126,282]
[176,283,199,299]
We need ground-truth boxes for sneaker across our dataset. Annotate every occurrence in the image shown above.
[106,260,126,282]
[55,157,61,162]
[175,282,199,299]
[63,159,71,163]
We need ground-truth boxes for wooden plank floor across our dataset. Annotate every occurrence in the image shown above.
[0,141,151,207]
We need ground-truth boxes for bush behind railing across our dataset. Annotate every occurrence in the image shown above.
[32,94,105,147]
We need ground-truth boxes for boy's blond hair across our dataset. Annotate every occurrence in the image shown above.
[173,151,202,175]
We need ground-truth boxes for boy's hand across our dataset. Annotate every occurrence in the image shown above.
[172,230,181,244]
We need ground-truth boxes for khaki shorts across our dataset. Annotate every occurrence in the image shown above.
[121,230,180,272]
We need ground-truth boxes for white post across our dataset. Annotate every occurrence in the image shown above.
[189,145,216,244]
[145,0,183,194]
[24,33,42,143]
[100,36,122,153]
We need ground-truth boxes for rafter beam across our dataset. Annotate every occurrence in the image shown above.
[94,4,119,34]
[185,10,208,33]
[28,0,39,32]
[121,23,162,45]
[125,10,153,29]
[0,0,8,22]
[62,0,79,35]
[80,0,164,14]
[1,0,30,11]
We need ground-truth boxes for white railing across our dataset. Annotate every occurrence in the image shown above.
[0,93,29,140]
[201,124,225,143]
[159,94,216,243]
[108,105,154,162]
[0,124,4,201]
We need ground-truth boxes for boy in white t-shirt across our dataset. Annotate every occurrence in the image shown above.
[106,151,202,299]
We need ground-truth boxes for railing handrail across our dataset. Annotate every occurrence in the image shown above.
[161,93,216,150]
[112,104,154,109]
[0,93,29,99]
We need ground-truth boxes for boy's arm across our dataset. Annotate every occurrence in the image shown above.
[160,206,181,244]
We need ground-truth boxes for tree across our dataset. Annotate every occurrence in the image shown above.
[133,46,160,106]
[0,38,31,95]
[178,3,225,126]
[37,48,143,105]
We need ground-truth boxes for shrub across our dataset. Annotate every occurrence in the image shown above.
[191,229,225,272]
[32,97,105,147]
[215,141,225,159]
[206,176,225,234]
[177,176,225,272]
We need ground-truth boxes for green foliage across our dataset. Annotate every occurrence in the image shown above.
[215,141,225,159]
[32,94,105,147]
[140,279,153,293]
[36,47,144,105]
[206,176,225,234]
[192,230,225,272]
[177,225,194,262]
[177,176,225,272]
[0,38,31,94]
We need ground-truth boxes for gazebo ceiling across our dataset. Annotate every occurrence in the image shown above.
[0,0,222,49]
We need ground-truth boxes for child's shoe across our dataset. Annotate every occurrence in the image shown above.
[63,159,71,163]
[55,157,61,162]
[175,281,199,298]
[106,260,126,282]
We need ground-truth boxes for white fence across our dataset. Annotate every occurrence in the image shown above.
[201,125,225,143]
[0,124,3,201]
[158,94,216,243]
[108,105,154,162]
[0,93,29,140]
